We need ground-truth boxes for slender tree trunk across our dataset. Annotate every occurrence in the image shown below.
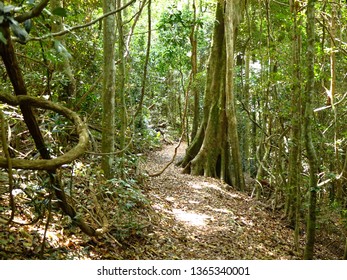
[243,48,251,175]
[190,0,199,141]
[101,0,116,178]
[1,18,98,236]
[288,0,302,251]
[330,3,342,202]
[136,0,151,126]
[50,0,76,102]
[303,0,318,260]
[115,0,127,176]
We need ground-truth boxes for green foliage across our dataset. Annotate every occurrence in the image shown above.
[52,7,68,17]
[111,178,148,209]
[156,4,193,70]
[99,177,150,241]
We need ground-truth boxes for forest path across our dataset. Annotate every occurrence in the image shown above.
[141,143,298,259]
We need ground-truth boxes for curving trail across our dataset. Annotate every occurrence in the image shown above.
[141,143,301,259]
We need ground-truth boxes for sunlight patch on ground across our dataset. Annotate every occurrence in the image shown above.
[188,181,242,199]
[189,182,203,190]
[239,216,254,227]
[189,181,221,191]
[165,196,175,202]
[172,208,211,227]
[188,200,200,204]
[206,206,233,214]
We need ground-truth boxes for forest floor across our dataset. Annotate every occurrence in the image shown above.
[0,142,344,260]
[133,142,341,260]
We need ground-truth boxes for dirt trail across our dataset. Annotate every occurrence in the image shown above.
[141,143,300,259]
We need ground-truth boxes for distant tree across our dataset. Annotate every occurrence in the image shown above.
[50,0,76,102]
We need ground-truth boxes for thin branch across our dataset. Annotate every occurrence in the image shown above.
[314,90,347,112]
[0,108,15,224]
[239,99,268,136]
[14,0,50,23]
[40,192,53,258]
[74,72,103,111]
[15,52,51,69]
[316,18,347,56]
[133,0,151,121]
[28,0,137,42]
[125,0,147,58]
[272,0,290,6]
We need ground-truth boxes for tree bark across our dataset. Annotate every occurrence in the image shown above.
[101,0,117,178]
[243,48,251,175]
[115,0,127,176]
[303,0,318,260]
[0,16,98,237]
[181,1,245,189]
[0,24,50,160]
[225,0,245,190]
[190,0,199,141]
[288,0,302,251]
[181,1,225,171]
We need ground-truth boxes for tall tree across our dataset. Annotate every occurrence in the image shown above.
[225,0,245,190]
[115,0,127,176]
[288,0,303,251]
[50,0,76,102]
[303,0,318,260]
[181,0,245,190]
[101,0,117,178]
[189,0,199,141]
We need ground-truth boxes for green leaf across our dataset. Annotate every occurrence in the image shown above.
[0,31,7,45]
[52,7,67,17]
[0,15,4,24]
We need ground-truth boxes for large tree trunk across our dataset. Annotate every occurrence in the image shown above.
[181,1,225,171]
[181,1,245,189]
[225,0,245,190]
[101,0,117,178]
